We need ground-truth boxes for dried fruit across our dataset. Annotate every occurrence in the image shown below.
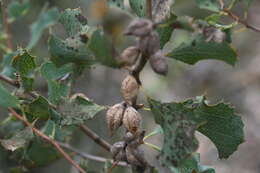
[120,46,140,67]
[126,146,146,166]
[149,50,168,76]
[121,75,139,105]
[123,107,142,134]
[138,31,160,55]
[111,141,127,161]
[124,131,136,143]
[124,18,153,37]
[106,103,125,136]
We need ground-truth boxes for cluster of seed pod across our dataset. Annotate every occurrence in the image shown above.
[107,18,167,170]
[106,74,141,136]
[120,18,169,76]
[110,131,149,170]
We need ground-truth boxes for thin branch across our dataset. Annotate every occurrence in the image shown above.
[223,8,260,33]
[57,142,129,167]
[146,0,152,19]
[0,74,19,87]
[1,1,14,50]
[79,125,111,152]
[8,108,87,173]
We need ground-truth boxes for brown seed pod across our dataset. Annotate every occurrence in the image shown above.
[106,103,125,136]
[124,18,154,37]
[138,31,160,55]
[123,107,142,134]
[126,146,146,166]
[121,75,139,105]
[111,141,127,161]
[120,46,140,67]
[149,50,168,76]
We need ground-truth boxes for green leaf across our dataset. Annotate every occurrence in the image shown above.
[157,13,177,48]
[11,48,36,91]
[40,62,74,80]
[41,120,56,139]
[195,0,220,12]
[48,80,69,105]
[8,0,30,23]
[27,7,60,49]
[59,8,88,37]
[49,34,95,67]
[0,82,20,108]
[191,96,245,159]
[167,38,237,66]
[148,97,199,166]
[148,96,244,165]
[40,62,72,105]
[59,94,105,125]
[170,153,215,173]
[108,0,125,9]
[0,127,33,151]
[25,138,60,166]
[24,96,51,120]
[1,51,18,78]
[88,29,119,68]
[129,0,146,17]
[12,48,36,76]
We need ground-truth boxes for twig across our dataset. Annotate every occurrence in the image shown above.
[223,8,260,33]
[79,125,111,152]
[57,142,129,167]
[0,74,19,87]
[146,0,152,20]
[8,108,87,173]
[1,1,13,50]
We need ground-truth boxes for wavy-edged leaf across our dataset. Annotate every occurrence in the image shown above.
[59,94,105,126]
[24,96,51,120]
[189,96,245,159]
[40,62,71,105]
[167,38,237,66]
[12,48,36,76]
[59,8,88,37]
[148,96,244,166]
[148,97,199,166]
[49,34,95,67]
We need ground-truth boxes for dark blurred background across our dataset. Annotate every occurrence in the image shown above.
[1,0,260,172]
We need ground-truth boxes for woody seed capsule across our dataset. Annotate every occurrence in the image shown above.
[106,103,125,136]
[121,75,139,105]
[138,31,160,55]
[124,18,153,37]
[120,46,140,67]
[123,107,142,134]
[149,50,168,76]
